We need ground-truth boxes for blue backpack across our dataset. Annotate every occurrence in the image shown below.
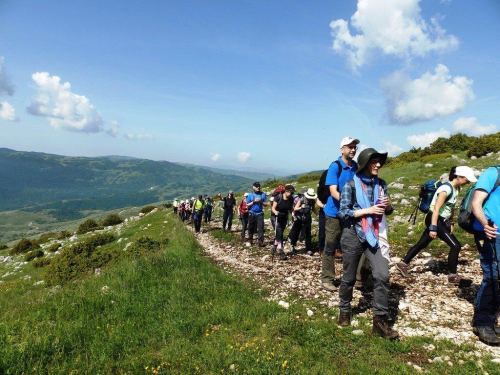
[418,180,453,213]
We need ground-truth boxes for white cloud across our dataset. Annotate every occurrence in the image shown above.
[106,120,120,137]
[381,141,403,157]
[237,151,251,163]
[453,117,497,136]
[330,0,459,72]
[27,72,104,133]
[0,57,15,96]
[211,153,222,162]
[381,64,474,124]
[0,101,18,121]
[407,128,450,148]
[124,133,154,141]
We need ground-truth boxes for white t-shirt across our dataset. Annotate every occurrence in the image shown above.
[430,183,459,219]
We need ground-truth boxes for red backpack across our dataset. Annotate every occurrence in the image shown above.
[273,185,285,197]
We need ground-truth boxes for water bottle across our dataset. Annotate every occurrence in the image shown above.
[374,190,385,223]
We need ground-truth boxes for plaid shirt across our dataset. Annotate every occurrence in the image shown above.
[338,178,393,243]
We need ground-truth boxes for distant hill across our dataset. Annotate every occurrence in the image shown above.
[0,148,253,220]
[175,162,278,181]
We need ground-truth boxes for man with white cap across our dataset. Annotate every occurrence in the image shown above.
[321,136,359,292]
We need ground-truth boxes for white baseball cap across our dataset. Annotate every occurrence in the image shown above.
[244,193,249,197]
[455,166,477,182]
[340,136,360,148]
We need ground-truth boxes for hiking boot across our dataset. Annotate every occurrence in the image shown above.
[396,262,410,278]
[338,311,351,327]
[473,326,500,345]
[373,316,399,340]
[259,241,266,248]
[271,245,277,258]
[334,248,343,258]
[448,274,473,287]
[322,282,338,292]
[290,245,297,255]
[279,251,287,261]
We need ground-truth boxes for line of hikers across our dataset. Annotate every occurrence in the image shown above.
[171,136,500,345]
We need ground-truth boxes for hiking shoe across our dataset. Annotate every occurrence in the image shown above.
[396,262,410,278]
[259,242,266,248]
[373,316,399,340]
[279,251,287,261]
[289,245,298,255]
[334,248,343,258]
[448,274,472,287]
[473,326,500,345]
[338,311,351,327]
[322,282,338,292]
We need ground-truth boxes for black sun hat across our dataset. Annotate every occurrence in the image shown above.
[357,148,388,171]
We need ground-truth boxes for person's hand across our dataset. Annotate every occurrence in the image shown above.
[366,204,385,216]
[381,196,391,209]
[450,224,454,233]
[254,197,261,202]
[484,222,498,240]
[429,231,437,239]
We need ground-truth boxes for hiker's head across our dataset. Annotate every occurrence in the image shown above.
[228,190,233,197]
[340,136,360,160]
[453,166,477,184]
[198,194,202,200]
[299,188,306,196]
[357,148,388,177]
[285,184,295,196]
[244,193,249,198]
[253,182,261,192]
[305,188,317,201]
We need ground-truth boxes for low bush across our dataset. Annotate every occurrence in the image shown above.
[48,243,61,252]
[128,236,166,255]
[0,244,8,250]
[57,230,72,239]
[467,135,500,158]
[101,214,123,227]
[297,173,322,184]
[139,205,156,214]
[24,249,45,262]
[420,153,451,163]
[33,257,52,268]
[36,232,57,245]
[9,238,40,255]
[44,233,117,285]
[76,219,101,235]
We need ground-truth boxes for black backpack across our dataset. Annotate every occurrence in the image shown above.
[458,166,500,233]
[317,160,342,205]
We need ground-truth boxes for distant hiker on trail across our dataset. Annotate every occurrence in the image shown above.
[396,166,476,287]
[218,191,237,232]
[337,148,399,340]
[288,188,318,255]
[204,196,213,223]
[272,184,295,261]
[179,200,186,221]
[173,198,179,214]
[246,182,268,247]
[316,196,326,254]
[471,165,500,345]
[320,136,359,292]
[269,197,276,229]
[185,199,193,222]
[238,193,249,240]
[193,195,205,233]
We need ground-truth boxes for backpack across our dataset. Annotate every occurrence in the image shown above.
[317,160,342,205]
[458,166,500,233]
[273,185,285,197]
[418,180,453,214]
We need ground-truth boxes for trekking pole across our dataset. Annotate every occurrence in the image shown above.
[408,199,421,225]
[487,220,500,292]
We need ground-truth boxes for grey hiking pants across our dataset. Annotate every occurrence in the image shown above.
[339,227,390,317]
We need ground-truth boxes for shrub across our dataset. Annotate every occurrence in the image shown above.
[467,135,500,158]
[33,258,52,268]
[9,238,40,255]
[0,244,8,251]
[36,232,57,245]
[76,219,101,234]
[57,230,72,239]
[420,153,451,163]
[48,243,61,252]
[44,233,117,286]
[101,214,123,227]
[24,249,45,262]
[139,205,156,214]
[128,236,166,255]
[164,202,173,208]
[297,173,322,184]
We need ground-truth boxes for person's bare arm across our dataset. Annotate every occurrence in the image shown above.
[472,190,498,239]
[329,185,340,201]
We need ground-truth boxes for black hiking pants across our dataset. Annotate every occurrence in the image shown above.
[223,210,234,231]
[248,213,264,244]
[240,213,249,239]
[288,215,312,249]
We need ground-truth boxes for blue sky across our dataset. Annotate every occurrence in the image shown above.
[1,0,499,174]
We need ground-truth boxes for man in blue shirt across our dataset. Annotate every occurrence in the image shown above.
[246,182,268,247]
[321,136,359,292]
[471,166,500,345]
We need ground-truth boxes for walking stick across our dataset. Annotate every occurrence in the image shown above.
[408,198,421,225]
[488,220,500,293]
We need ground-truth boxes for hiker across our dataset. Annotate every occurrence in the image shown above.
[288,188,318,255]
[185,199,193,222]
[316,197,326,254]
[204,196,213,223]
[192,195,205,233]
[337,148,399,340]
[396,166,476,286]
[471,165,500,345]
[269,197,276,229]
[272,184,295,260]
[246,182,268,247]
[173,198,179,215]
[218,191,237,232]
[179,200,186,221]
[238,193,249,240]
[321,136,359,292]
[294,189,307,243]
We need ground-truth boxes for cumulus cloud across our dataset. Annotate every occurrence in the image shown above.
[330,0,459,72]
[211,153,222,162]
[381,64,474,124]
[237,151,251,163]
[407,128,450,148]
[0,101,18,121]
[124,133,154,141]
[106,120,120,137]
[381,141,403,157]
[26,72,104,133]
[453,117,497,136]
[0,57,15,96]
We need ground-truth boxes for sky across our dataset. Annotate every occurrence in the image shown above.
[1,0,499,174]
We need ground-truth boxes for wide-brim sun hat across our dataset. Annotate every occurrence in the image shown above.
[304,188,317,200]
[456,166,477,182]
[357,148,388,171]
